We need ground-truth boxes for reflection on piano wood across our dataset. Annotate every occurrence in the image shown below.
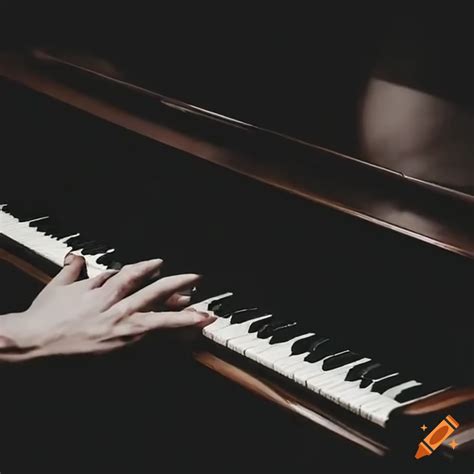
[0,51,473,256]
[1,49,473,471]
[0,245,51,285]
[2,203,473,463]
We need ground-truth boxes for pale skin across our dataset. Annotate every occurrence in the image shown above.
[0,254,215,362]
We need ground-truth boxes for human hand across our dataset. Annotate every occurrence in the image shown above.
[0,255,214,361]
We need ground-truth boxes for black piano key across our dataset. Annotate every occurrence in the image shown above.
[249,316,273,333]
[66,236,93,247]
[291,334,319,354]
[4,203,45,221]
[107,261,124,270]
[395,384,446,403]
[269,323,306,344]
[371,374,411,394]
[69,240,96,251]
[31,217,80,241]
[88,246,111,256]
[64,235,86,246]
[37,220,76,239]
[322,351,362,371]
[362,365,396,381]
[230,308,268,324]
[29,217,51,228]
[97,251,130,266]
[14,208,47,221]
[359,378,373,389]
[345,361,382,381]
[55,231,74,239]
[37,224,58,235]
[208,294,233,313]
[304,339,346,363]
[306,336,331,353]
[32,218,53,229]
[41,226,57,236]
[213,298,251,318]
[96,252,117,266]
[81,243,111,255]
[257,319,289,339]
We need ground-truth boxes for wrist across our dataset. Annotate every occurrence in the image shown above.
[0,313,39,362]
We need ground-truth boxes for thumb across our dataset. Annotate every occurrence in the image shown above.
[49,253,87,286]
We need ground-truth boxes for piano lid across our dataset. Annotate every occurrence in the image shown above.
[6,3,472,196]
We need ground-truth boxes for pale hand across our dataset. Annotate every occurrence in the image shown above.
[0,255,214,361]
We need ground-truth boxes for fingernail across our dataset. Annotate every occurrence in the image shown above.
[196,313,217,327]
[64,252,75,265]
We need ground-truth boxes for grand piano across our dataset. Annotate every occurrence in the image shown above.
[0,6,473,473]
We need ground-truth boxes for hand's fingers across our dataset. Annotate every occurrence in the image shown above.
[138,284,195,312]
[114,274,201,317]
[80,270,119,289]
[131,292,190,314]
[165,293,192,310]
[112,310,214,337]
[49,254,86,286]
[100,259,164,305]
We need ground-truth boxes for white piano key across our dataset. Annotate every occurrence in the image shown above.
[312,366,373,402]
[272,352,309,374]
[202,318,232,339]
[338,385,380,404]
[359,396,391,413]
[307,370,360,395]
[337,384,372,409]
[316,358,372,381]
[293,361,327,385]
[211,316,271,346]
[338,372,398,404]
[364,399,401,426]
[306,369,349,388]
[337,387,378,409]
[326,380,369,402]
[228,333,268,354]
[246,333,314,366]
[381,380,421,399]
[292,350,349,385]
[353,393,387,415]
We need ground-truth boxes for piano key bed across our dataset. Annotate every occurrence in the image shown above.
[0,202,452,430]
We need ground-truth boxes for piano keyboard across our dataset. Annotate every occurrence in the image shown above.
[1,203,449,427]
[1,203,116,278]
[193,293,450,427]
